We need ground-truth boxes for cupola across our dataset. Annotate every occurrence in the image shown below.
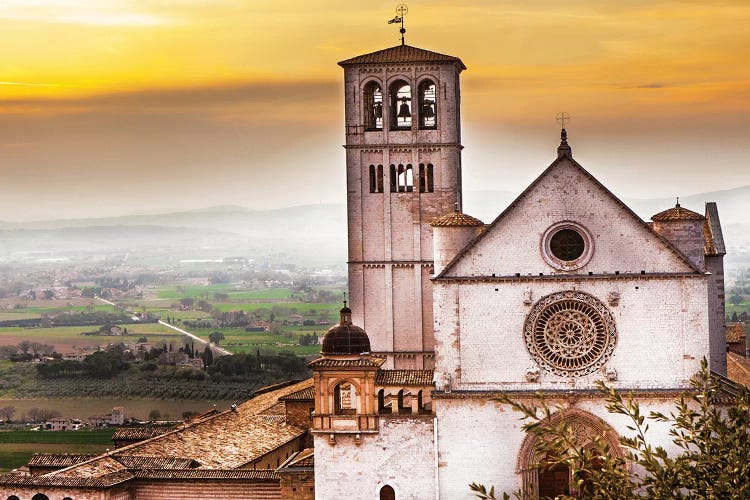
[321,303,371,356]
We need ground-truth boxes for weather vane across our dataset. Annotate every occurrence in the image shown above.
[555,111,571,130]
[388,4,409,45]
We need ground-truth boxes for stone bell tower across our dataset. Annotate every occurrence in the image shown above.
[338,42,466,369]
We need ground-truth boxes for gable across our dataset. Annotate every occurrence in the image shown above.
[439,156,700,278]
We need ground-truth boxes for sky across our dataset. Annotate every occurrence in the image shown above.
[1,0,748,221]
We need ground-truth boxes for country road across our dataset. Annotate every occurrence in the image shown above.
[94,296,231,356]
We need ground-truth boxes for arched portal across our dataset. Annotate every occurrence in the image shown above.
[516,408,624,499]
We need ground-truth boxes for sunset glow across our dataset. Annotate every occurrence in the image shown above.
[1,1,748,219]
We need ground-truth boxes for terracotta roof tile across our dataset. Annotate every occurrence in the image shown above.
[726,323,746,343]
[0,469,135,488]
[279,386,315,401]
[338,44,466,69]
[113,456,199,470]
[430,211,484,227]
[27,454,96,468]
[376,369,435,386]
[651,205,705,221]
[727,352,750,388]
[131,469,279,480]
[0,379,315,489]
[308,357,386,368]
[112,426,173,441]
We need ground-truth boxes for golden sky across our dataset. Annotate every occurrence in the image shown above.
[1,0,748,220]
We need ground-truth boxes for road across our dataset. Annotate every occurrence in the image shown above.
[94,296,231,356]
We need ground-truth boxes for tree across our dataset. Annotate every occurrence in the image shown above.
[729,294,744,305]
[202,345,214,367]
[17,340,32,355]
[471,360,750,499]
[0,406,16,422]
[209,332,225,345]
[148,409,162,421]
[179,297,194,308]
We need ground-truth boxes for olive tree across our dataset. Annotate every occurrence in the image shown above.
[471,360,750,499]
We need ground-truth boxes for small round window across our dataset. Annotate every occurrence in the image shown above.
[550,229,585,261]
[542,222,593,271]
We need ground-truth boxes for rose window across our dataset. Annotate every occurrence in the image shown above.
[524,291,617,377]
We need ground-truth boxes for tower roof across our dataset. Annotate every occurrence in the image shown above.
[431,209,484,227]
[651,203,705,222]
[338,44,466,70]
[321,305,371,356]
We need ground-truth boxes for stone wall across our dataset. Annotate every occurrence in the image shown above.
[314,416,435,499]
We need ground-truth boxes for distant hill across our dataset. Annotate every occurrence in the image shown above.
[0,185,746,266]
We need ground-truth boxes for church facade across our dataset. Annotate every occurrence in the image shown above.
[312,41,727,499]
[0,41,728,500]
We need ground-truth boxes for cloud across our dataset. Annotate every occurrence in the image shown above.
[0,1,171,26]
[0,81,60,87]
[0,80,339,119]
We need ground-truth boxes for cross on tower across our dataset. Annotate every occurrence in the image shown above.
[555,111,571,129]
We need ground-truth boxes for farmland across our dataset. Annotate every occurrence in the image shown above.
[0,430,115,472]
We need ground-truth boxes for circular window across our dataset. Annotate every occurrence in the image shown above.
[524,291,617,377]
[541,222,594,271]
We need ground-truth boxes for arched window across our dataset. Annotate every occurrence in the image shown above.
[363,81,383,131]
[333,382,357,415]
[32,495,50,500]
[390,80,412,129]
[418,80,437,129]
[8,496,20,500]
[418,164,435,193]
[368,165,385,194]
[397,389,412,415]
[396,164,413,192]
[380,485,396,500]
[63,497,73,500]
[378,388,392,414]
[369,165,377,193]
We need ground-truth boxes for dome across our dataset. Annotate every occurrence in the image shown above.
[430,208,484,227]
[321,304,371,355]
[651,203,704,222]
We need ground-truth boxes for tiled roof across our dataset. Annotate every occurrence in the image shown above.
[112,426,173,441]
[0,470,134,488]
[113,456,199,470]
[279,386,315,401]
[651,204,705,222]
[308,356,386,368]
[28,454,96,468]
[726,323,746,343]
[727,352,750,388]
[338,44,466,69]
[277,448,314,471]
[431,211,484,227]
[131,469,280,480]
[0,379,315,488]
[376,369,435,386]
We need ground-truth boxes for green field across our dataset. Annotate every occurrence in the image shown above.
[0,429,114,444]
[155,285,297,301]
[0,430,115,472]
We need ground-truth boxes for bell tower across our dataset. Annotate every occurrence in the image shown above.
[338,43,466,369]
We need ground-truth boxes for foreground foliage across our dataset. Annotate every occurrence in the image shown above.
[471,360,750,499]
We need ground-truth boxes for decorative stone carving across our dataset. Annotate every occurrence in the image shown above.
[607,291,621,306]
[523,289,533,306]
[524,291,618,377]
[525,368,540,382]
[603,367,617,381]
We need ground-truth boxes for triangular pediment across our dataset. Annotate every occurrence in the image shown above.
[437,155,702,279]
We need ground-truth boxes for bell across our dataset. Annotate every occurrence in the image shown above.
[421,100,435,117]
[397,99,411,118]
[373,102,382,119]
